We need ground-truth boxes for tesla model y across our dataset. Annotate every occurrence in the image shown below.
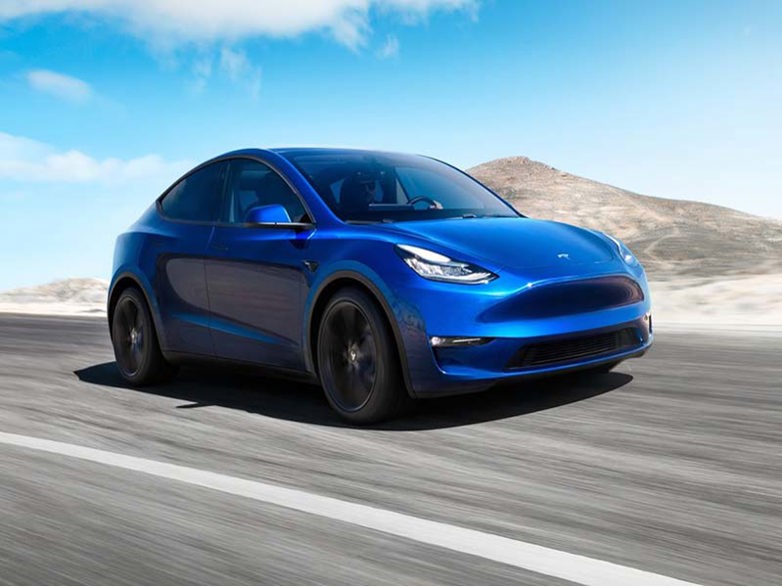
[109,148,652,423]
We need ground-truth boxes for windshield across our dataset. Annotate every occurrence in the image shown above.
[286,151,519,223]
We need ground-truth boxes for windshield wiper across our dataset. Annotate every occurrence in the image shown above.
[345,218,395,225]
[470,213,516,219]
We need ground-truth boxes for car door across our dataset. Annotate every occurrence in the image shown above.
[154,161,227,357]
[205,157,314,371]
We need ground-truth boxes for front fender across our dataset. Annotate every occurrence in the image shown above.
[303,261,426,397]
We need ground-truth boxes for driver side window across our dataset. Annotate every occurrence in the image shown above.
[222,159,307,224]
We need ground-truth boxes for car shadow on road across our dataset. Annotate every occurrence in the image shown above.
[74,362,632,431]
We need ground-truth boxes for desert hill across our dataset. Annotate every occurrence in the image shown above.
[0,278,108,316]
[468,156,782,278]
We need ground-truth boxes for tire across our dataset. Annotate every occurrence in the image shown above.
[316,287,409,424]
[111,287,176,386]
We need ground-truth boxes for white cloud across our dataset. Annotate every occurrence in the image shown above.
[220,47,249,81]
[190,48,262,97]
[219,47,262,98]
[191,56,213,93]
[0,0,477,49]
[0,132,191,185]
[26,69,93,102]
[377,34,400,58]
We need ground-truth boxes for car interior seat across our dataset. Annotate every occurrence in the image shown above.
[339,173,374,215]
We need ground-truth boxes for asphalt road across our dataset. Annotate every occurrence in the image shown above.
[0,313,780,584]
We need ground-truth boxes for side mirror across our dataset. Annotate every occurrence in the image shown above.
[245,204,292,224]
[244,204,314,231]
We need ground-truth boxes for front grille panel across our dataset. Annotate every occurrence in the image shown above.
[506,328,639,369]
[479,276,645,322]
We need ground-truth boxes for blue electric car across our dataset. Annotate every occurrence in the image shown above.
[109,148,652,423]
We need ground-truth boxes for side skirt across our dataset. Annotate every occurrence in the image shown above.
[163,350,320,385]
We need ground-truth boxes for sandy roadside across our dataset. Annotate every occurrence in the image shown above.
[1,275,780,332]
[648,274,782,331]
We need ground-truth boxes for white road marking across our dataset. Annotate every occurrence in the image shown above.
[0,431,695,586]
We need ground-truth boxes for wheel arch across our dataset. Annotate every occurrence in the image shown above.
[107,272,167,349]
[306,271,414,397]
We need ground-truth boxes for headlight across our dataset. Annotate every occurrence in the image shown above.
[395,244,497,284]
[606,235,639,266]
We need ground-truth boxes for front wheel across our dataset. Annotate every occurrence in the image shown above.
[111,287,176,386]
[317,288,409,424]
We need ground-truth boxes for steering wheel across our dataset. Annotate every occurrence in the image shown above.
[408,196,443,210]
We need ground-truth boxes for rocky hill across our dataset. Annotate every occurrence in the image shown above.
[469,156,782,279]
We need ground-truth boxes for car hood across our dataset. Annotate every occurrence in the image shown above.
[376,217,617,273]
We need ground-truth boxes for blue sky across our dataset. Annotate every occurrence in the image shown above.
[1,0,780,289]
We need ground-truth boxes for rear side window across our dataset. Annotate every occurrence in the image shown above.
[160,162,226,222]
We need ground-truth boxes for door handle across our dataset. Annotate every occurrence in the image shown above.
[210,242,229,252]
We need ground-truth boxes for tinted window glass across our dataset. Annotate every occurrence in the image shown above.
[287,152,518,223]
[160,162,226,222]
[395,166,488,209]
[222,159,307,223]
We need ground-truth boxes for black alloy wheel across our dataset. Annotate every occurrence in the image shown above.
[317,287,409,424]
[111,287,175,385]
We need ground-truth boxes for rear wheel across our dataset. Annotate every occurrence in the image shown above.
[111,287,176,386]
[317,288,408,424]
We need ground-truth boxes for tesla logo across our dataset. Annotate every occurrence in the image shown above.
[557,253,571,260]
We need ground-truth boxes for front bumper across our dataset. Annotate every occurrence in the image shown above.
[390,265,653,398]
[415,316,652,397]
